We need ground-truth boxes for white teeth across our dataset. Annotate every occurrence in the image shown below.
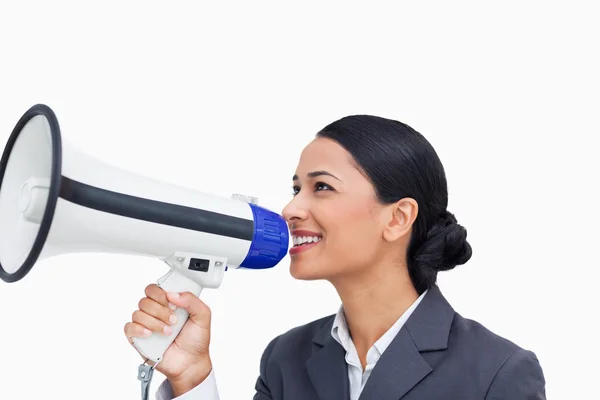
[293,236,321,246]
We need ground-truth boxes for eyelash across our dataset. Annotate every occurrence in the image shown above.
[292,181,334,196]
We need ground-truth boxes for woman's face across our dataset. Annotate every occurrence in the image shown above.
[282,137,397,282]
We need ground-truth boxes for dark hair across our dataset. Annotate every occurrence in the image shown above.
[316,115,472,294]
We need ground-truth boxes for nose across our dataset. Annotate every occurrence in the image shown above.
[282,196,309,226]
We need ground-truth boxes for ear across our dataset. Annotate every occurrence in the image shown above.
[382,198,418,242]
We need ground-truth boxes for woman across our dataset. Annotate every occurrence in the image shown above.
[124,115,546,399]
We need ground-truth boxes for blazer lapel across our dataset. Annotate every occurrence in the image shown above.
[306,318,351,400]
[358,285,456,400]
[305,285,455,400]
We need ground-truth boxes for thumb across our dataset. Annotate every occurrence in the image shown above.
[165,291,211,326]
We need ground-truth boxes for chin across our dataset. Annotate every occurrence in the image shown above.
[289,258,329,281]
[289,255,345,282]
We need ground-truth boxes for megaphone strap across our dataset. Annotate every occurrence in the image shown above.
[137,360,155,400]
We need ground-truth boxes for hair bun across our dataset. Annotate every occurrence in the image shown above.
[412,210,472,273]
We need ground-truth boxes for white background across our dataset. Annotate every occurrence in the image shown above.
[1,1,598,399]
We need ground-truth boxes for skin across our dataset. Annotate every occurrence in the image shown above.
[124,137,421,395]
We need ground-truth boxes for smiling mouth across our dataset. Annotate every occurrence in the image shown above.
[292,235,322,247]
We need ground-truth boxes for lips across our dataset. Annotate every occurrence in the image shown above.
[291,230,322,238]
[289,229,322,255]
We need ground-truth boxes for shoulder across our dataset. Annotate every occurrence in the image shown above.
[451,312,525,356]
[450,313,546,398]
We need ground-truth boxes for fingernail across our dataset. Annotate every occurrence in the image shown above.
[163,325,172,335]
[168,302,177,311]
[168,292,180,299]
[169,314,178,325]
[144,329,152,337]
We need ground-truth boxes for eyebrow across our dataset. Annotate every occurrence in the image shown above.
[292,170,342,182]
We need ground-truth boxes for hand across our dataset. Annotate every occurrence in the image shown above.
[124,284,213,393]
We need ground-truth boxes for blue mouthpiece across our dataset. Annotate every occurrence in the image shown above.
[239,203,289,269]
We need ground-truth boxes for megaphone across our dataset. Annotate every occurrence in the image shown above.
[0,104,290,364]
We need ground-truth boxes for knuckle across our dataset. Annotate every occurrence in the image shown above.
[132,310,144,322]
[198,300,211,314]
[138,297,150,311]
[144,284,158,297]
[146,284,168,306]
[203,304,212,316]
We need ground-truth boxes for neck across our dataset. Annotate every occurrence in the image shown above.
[330,261,419,367]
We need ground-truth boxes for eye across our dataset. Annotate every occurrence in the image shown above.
[291,182,334,196]
[315,181,334,192]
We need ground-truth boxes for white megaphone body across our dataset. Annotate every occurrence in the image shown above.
[0,104,290,364]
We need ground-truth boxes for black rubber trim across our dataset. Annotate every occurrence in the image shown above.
[58,176,255,241]
[0,104,62,283]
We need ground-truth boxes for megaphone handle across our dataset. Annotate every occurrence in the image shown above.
[132,269,203,364]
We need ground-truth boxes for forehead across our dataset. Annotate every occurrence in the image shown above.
[296,137,353,171]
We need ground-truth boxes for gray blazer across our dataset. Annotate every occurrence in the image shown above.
[253,285,546,399]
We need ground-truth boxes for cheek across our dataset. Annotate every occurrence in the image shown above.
[323,200,381,254]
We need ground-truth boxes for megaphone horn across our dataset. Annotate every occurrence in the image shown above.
[0,104,290,364]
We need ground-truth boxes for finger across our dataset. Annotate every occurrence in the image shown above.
[124,322,152,344]
[165,291,211,327]
[132,309,174,336]
[138,297,178,326]
[145,284,177,311]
